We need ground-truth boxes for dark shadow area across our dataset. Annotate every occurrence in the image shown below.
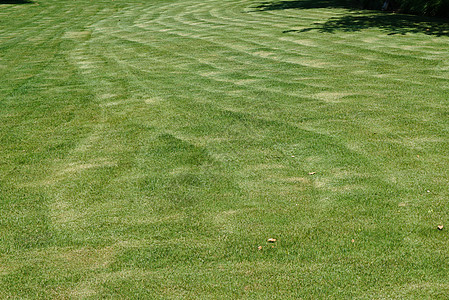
[254,0,359,11]
[252,0,449,37]
[287,13,449,36]
[0,0,34,4]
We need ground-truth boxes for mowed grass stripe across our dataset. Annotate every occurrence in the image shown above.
[72,0,440,225]
[91,22,318,95]
[2,0,449,298]
[99,0,448,135]
[129,0,439,80]
[87,33,327,124]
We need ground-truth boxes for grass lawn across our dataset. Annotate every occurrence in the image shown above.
[1,0,449,297]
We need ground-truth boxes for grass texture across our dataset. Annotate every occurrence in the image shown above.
[1,0,449,298]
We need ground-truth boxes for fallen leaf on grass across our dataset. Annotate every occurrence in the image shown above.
[267,238,277,243]
[308,172,316,175]
[438,225,444,230]
[258,246,263,250]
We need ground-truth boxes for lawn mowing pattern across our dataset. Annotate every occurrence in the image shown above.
[1,0,449,298]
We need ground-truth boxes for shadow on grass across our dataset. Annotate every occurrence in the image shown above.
[0,0,34,3]
[286,13,449,36]
[254,0,357,11]
[253,0,449,36]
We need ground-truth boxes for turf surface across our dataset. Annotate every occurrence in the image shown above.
[1,0,449,298]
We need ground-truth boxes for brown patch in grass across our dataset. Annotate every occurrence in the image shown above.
[63,31,92,40]
[314,92,353,103]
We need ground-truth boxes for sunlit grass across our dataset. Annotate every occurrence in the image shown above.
[1,0,449,297]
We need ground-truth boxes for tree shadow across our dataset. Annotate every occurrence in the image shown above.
[253,0,449,37]
[289,13,449,37]
[253,0,358,11]
[0,0,34,4]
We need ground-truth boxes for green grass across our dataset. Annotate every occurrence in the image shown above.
[1,0,449,298]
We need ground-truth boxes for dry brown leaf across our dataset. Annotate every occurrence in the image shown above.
[258,246,262,250]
